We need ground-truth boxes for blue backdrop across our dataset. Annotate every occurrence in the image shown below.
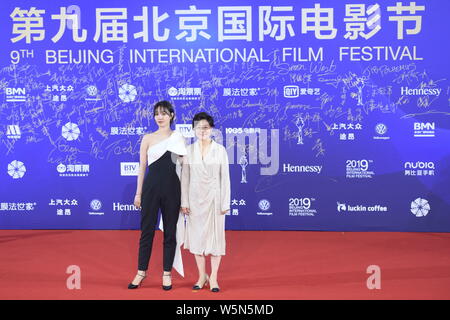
[1,0,449,231]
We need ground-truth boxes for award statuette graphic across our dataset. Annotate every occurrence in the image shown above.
[239,154,248,184]
[355,77,366,106]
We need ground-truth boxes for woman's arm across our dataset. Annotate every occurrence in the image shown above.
[220,147,231,214]
[180,153,190,214]
[134,134,149,208]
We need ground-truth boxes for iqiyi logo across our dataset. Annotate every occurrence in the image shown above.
[283,85,299,98]
[410,198,430,217]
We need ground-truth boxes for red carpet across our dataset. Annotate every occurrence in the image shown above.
[0,230,449,300]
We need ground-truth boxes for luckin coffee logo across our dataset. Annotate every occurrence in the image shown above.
[337,202,388,213]
[401,87,441,96]
[337,202,347,212]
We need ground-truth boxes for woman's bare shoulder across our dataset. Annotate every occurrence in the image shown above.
[141,132,156,147]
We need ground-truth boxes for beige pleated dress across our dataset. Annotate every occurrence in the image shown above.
[181,140,231,256]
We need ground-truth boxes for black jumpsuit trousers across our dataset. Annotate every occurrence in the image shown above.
[137,150,180,272]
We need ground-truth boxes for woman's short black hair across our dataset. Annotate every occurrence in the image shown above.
[192,112,214,128]
[153,100,175,124]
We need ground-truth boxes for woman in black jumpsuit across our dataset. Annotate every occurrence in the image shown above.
[128,101,186,290]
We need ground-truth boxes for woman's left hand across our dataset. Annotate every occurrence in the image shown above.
[221,210,229,215]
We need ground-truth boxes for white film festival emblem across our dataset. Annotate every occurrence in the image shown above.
[410,198,430,217]
[62,122,80,141]
[8,160,26,179]
[119,84,137,102]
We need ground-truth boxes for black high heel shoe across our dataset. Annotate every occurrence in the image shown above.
[192,274,209,290]
[162,273,172,291]
[128,272,146,289]
[209,278,220,292]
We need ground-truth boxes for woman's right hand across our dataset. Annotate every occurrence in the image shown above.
[134,194,141,209]
[181,207,190,215]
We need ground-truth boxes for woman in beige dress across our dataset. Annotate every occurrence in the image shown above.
[181,112,231,292]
